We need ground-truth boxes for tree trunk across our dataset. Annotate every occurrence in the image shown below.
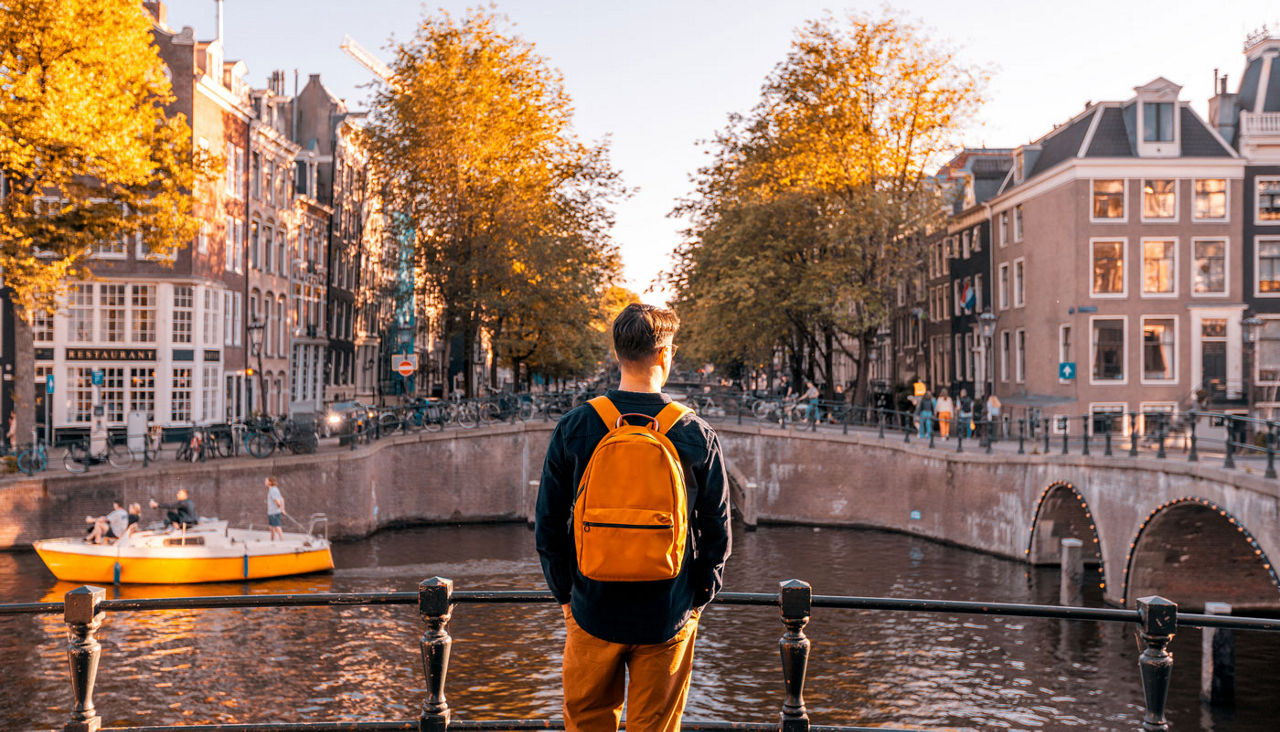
[10,300,36,447]
[823,327,835,399]
[853,329,876,408]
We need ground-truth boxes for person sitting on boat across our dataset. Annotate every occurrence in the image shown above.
[85,501,129,544]
[126,502,143,535]
[150,489,198,529]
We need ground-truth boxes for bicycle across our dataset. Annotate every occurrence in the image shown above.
[246,418,319,458]
[17,440,48,475]
[63,437,133,474]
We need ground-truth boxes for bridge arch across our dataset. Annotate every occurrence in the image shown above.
[1122,497,1280,611]
[1026,481,1105,588]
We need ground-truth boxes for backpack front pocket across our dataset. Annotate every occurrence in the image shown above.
[577,507,680,581]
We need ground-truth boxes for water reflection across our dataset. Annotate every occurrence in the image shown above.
[1,524,1277,730]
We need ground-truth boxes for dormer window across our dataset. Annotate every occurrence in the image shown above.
[1143,102,1175,142]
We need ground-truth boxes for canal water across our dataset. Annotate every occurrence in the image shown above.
[2,523,1277,731]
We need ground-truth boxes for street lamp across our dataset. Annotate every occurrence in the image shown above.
[247,319,266,416]
[979,310,997,396]
[1243,314,1263,418]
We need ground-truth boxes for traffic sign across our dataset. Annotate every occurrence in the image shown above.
[91,369,104,386]
[1059,362,1076,380]
[46,374,55,394]
[394,353,418,377]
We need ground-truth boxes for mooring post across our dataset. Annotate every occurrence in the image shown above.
[1137,595,1177,732]
[1059,538,1084,606]
[1081,415,1090,456]
[1200,601,1234,707]
[64,585,106,732]
[1187,412,1198,462]
[778,579,811,732]
[419,577,454,732]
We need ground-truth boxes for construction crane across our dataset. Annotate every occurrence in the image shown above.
[340,34,394,84]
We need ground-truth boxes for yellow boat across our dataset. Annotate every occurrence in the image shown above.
[33,516,334,584]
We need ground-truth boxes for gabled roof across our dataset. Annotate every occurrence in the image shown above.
[1028,111,1095,176]
[1085,106,1133,156]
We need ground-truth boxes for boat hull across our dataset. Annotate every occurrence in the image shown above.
[34,537,334,584]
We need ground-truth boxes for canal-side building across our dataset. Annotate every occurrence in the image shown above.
[29,3,251,441]
[987,78,1243,434]
[1208,29,1280,419]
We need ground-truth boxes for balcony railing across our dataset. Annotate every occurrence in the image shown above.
[1241,111,1280,136]
[3,579,1280,731]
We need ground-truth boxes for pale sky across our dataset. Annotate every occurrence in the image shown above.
[167,0,1277,302]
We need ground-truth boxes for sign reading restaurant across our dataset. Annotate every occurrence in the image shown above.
[65,348,157,362]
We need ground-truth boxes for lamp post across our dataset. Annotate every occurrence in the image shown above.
[247,319,266,417]
[979,310,997,397]
[1243,314,1263,419]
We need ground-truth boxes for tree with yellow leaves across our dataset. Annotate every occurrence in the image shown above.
[1,0,212,443]
[363,7,625,395]
[670,8,985,404]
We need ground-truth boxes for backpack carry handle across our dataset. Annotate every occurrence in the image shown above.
[615,413,660,430]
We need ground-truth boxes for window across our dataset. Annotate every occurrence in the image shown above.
[251,152,261,199]
[171,368,193,422]
[130,367,155,418]
[101,367,125,423]
[69,285,93,342]
[1143,179,1176,220]
[131,285,155,343]
[264,160,275,206]
[201,365,219,422]
[203,289,221,346]
[1092,318,1125,382]
[223,291,233,346]
[99,284,126,342]
[196,222,208,254]
[173,285,193,344]
[278,297,287,355]
[971,227,981,253]
[1092,179,1125,220]
[1194,179,1227,220]
[962,230,971,258]
[997,263,1010,310]
[250,220,260,270]
[224,215,236,271]
[1091,240,1125,295]
[1193,239,1227,295]
[1258,239,1280,294]
[1257,319,1280,383]
[1015,329,1026,383]
[1142,317,1176,382]
[1000,330,1010,381]
[1013,259,1025,307]
[277,230,287,274]
[1259,179,1280,222]
[1013,205,1023,241]
[234,293,243,346]
[1142,239,1176,295]
[70,368,94,423]
[1090,404,1127,435]
[33,309,54,343]
[998,212,1008,247]
[1059,325,1072,383]
[225,143,238,197]
[1143,102,1174,142]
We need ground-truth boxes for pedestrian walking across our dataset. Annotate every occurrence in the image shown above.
[986,393,1002,441]
[802,380,820,423]
[958,388,974,439]
[935,391,954,439]
[916,391,934,439]
[535,303,731,732]
[266,476,285,541]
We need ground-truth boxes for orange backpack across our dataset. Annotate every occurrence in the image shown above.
[573,396,693,582]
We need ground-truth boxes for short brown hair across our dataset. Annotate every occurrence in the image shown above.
[612,303,679,363]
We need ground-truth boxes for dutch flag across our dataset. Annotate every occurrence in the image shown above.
[962,281,975,311]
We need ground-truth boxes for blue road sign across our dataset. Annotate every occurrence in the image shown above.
[46,374,55,394]
[91,369,104,386]
[1059,362,1077,380]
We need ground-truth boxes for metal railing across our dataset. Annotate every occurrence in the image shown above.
[5,580,1280,731]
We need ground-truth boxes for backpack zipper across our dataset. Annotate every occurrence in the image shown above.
[582,521,669,531]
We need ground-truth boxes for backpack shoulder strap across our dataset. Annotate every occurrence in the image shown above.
[655,402,693,435]
[588,396,623,430]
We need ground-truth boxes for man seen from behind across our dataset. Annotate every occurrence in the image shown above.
[535,303,732,731]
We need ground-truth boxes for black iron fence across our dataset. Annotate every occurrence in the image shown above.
[4,580,1280,731]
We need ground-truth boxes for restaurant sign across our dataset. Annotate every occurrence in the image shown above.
[65,348,157,362]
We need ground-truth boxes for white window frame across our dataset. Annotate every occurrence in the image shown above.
[1191,236,1229,297]
[1058,324,1072,385]
[1140,178,1179,223]
[1089,315,1128,386]
[1139,314,1179,385]
[1253,236,1280,298]
[1013,205,1024,242]
[1140,236,1178,298]
[1000,329,1010,382]
[1090,178,1127,223]
[1254,176,1280,226]
[998,212,1008,247]
[1193,178,1229,222]
[1089,237,1128,299]
[1088,402,1130,436]
[1015,328,1026,383]
[1138,401,1178,436]
[998,262,1010,310]
[1013,257,1026,308]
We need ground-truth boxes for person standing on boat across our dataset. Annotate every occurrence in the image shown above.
[151,489,197,529]
[266,477,285,541]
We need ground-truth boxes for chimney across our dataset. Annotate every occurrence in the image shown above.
[215,0,223,44]
[1208,70,1239,147]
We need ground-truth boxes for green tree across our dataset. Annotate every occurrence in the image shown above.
[0,0,211,443]
[670,8,985,403]
[364,7,625,396]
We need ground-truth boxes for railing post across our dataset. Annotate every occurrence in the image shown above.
[1136,595,1177,732]
[1267,427,1277,480]
[928,419,935,449]
[1157,422,1167,460]
[1061,417,1069,455]
[778,579,811,732]
[1224,419,1236,469]
[419,577,454,732]
[1017,418,1025,455]
[64,585,106,732]
[877,408,885,439]
[841,404,848,435]
[903,415,910,444]
[1130,412,1139,457]
[985,419,993,454]
[1104,416,1113,457]
[1187,411,1198,462]
[1043,418,1050,454]
[956,423,964,453]
[1080,415,1090,456]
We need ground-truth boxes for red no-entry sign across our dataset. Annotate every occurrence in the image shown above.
[394,353,418,377]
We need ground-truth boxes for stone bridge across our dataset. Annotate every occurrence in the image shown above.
[2,420,1277,611]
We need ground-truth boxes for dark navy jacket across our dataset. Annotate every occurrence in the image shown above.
[535,389,731,645]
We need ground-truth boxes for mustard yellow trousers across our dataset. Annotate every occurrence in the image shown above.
[561,607,700,732]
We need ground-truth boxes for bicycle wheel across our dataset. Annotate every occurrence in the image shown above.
[214,430,235,458]
[378,411,401,434]
[245,431,276,459]
[108,442,134,469]
[63,447,88,474]
[517,401,535,421]
[478,402,499,425]
[422,406,444,432]
[17,448,46,475]
[457,404,478,429]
